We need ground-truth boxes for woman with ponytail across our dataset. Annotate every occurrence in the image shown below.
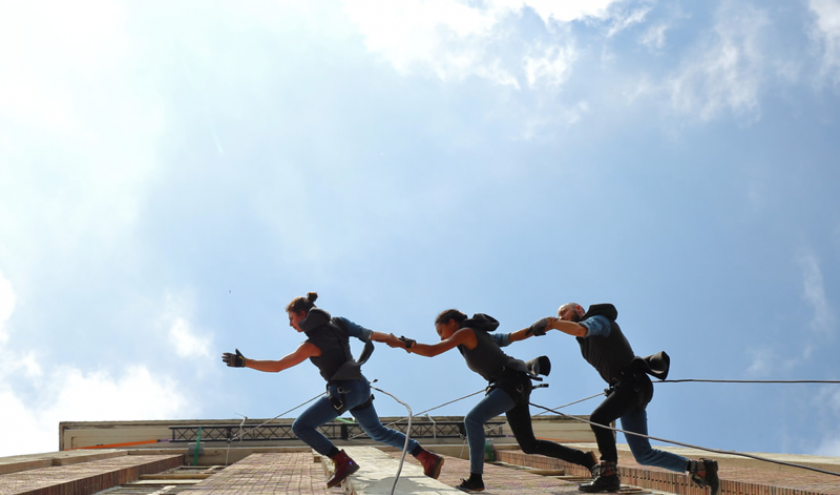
[222,292,444,488]
[390,309,597,493]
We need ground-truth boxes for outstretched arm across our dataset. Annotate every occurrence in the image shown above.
[507,327,538,343]
[369,331,404,347]
[522,317,588,338]
[546,317,587,337]
[399,328,477,357]
[334,316,403,348]
[223,342,321,373]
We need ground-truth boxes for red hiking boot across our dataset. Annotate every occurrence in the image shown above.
[327,450,360,488]
[415,448,444,479]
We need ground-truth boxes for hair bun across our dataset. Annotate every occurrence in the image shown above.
[306,292,318,303]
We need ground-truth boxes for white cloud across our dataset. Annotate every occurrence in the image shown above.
[0,0,165,277]
[43,366,187,422]
[169,317,212,359]
[159,293,214,360]
[808,0,840,87]
[0,271,194,456]
[747,253,837,377]
[797,252,835,335]
[0,365,190,456]
[666,2,769,121]
[524,44,578,89]
[510,0,624,23]
[640,23,669,50]
[0,1,129,133]
[816,437,840,455]
[0,272,15,350]
[340,0,624,90]
[517,100,590,140]
[814,386,840,455]
[606,6,652,38]
[21,351,43,378]
[746,347,775,376]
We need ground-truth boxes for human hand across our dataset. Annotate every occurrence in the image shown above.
[398,336,416,350]
[222,348,247,367]
[527,317,551,337]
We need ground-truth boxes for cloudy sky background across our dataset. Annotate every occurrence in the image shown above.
[2,0,840,459]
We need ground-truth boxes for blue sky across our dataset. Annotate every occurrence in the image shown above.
[1,0,839,459]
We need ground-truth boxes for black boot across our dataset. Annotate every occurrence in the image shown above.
[457,473,485,493]
[579,461,620,493]
[689,458,720,495]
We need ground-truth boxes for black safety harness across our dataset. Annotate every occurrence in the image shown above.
[301,310,377,414]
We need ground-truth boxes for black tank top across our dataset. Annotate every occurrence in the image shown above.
[576,304,635,384]
[300,309,363,382]
[458,329,527,382]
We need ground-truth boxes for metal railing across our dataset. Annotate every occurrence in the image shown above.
[170,420,505,443]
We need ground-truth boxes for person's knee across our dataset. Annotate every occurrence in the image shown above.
[517,438,538,454]
[464,411,484,429]
[633,451,658,466]
[628,442,656,465]
[291,418,309,437]
[589,410,612,427]
[364,426,388,442]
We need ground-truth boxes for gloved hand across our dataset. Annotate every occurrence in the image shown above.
[222,348,247,368]
[527,317,551,337]
[398,336,416,349]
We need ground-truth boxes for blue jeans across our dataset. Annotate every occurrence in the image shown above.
[291,379,419,457]
[620,407,688,472]
[465,386,595,475]
[590,374,687,472]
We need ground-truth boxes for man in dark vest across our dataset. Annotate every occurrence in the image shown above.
[530,303,719,494]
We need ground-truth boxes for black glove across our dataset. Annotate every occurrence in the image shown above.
[527,317,550,337]
[399,336,416,349]
[222,348,247,368]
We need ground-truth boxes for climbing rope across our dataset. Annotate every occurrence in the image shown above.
[224,392,324,466]
[659,379,840,384]
[371,384,413,495]
[529,400,840,479]
[348,388,486,441]
[534,391,607,416]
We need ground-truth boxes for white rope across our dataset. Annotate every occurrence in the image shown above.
[659,379,840,384]
[224,414,248,466]
[348,388,486,441]
[371,384,413,495]
[534,391,606,416]
[224,392,324,466]
[530,401,840,478]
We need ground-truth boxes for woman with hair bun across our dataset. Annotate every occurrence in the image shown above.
[222,292,443,488]
[390,309,597,493]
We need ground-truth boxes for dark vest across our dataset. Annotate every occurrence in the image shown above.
[576,304,635,384]
[458,328,528,382]
[301,309,364,382]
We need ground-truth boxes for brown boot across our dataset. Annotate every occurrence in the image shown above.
[327,449,360,488]
[415,448,444,479]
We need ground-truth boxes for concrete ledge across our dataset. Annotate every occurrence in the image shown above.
[0,454,183,495]
[0,450,127,476]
